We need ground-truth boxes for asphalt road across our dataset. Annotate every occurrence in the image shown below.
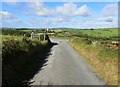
[30,38,106,85]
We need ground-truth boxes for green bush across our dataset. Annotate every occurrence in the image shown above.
[2,30,31,37]
[82,38,92,45]
[2,38,48,86]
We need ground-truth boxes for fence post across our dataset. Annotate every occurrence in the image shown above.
[24,34,26,37]
[39,35,41,41]
[31,32,34,39]
[44,34,46,41]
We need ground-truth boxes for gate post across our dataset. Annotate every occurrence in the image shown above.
[31,32,34,39]
[39,35,41,41]
[44,34,46,41]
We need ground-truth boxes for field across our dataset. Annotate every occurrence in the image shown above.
[50,28,119,85]
[62,28,118,37]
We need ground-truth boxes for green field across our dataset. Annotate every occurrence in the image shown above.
[62,28,118,37]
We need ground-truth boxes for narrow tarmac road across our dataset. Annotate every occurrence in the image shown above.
[30,38,106,85]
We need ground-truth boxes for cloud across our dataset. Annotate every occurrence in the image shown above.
[28,2,43,10]
[14,19,23,24]
[56,3,91,17]
[75,5,91,17]
[102,3,118,17]
[56,3,77,16]
[4,0,19,7]
[98,3,118,26]
[105,16,113,22]
[5,2,18,6]
[98,16,114,22]
[28,17,65,26]
[2,18,27,28]
[0,11,16,19]
[27,16,69,28]
[27,16,117,28]
[26,2,91,17]
[28,2,54,16]
[50,17,65,23]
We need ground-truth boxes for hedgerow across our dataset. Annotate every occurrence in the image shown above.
[2,38,49,86]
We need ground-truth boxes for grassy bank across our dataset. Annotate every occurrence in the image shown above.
[69,37,118,85]
[2,35,51,86]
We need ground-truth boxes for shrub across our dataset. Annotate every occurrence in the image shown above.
[2,38,48,86]
[82,38,92,45]
[2,30,31,37]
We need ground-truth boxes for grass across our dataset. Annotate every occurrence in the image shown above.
[79,28,118,37]
[2,35,24,41]
[62,28,118,37]
[69,37,118,85]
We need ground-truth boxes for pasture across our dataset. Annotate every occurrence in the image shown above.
[62,28,118,37]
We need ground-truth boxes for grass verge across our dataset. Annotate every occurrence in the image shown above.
[69,37,118,85]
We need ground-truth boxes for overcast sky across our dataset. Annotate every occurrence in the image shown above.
[0,1,118,29]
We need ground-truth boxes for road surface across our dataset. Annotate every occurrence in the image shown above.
[30,38,106,85]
